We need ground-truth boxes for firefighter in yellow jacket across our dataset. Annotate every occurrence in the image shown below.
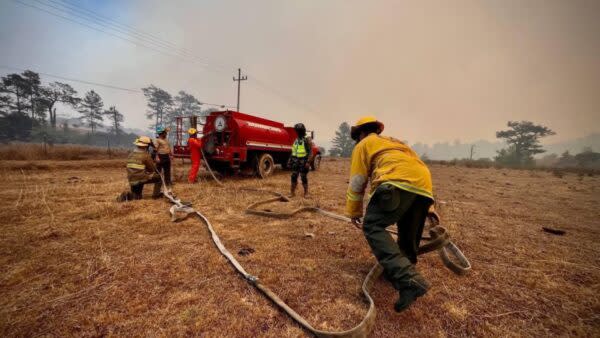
[346,116,435,312]
[126,136,162,199]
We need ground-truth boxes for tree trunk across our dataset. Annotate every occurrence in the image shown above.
[16,94,22,115]
[30,95,35,120]
[48,106,57,129]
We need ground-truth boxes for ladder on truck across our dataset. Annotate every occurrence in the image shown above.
[173,115,205,158]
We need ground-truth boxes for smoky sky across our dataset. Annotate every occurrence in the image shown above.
[1,0,598,146]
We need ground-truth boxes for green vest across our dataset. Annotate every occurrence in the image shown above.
[292,138,308,158]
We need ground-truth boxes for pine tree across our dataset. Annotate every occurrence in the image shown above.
[174,91,203,118]
[78,90,104,134]
[1,73,29,115]
[142,85,173,131]
[495,121,555,166]
[39,82,79,128]
[330,122,354,157]
[104,106,123,137]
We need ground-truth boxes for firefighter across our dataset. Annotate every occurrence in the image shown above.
[346,116,436,312]
[288,123,314,197]
[125,136,162,200]
[187,128,203,183]
[153,125,172,189]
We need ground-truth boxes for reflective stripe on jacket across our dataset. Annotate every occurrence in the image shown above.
[345,133,433,218]
[292,138,308,158]
[127,149,157,185]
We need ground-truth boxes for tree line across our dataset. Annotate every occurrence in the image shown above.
[141,85,218,133]
[328,120,598,169]
[0,70,218,147]
[0,69,129,145]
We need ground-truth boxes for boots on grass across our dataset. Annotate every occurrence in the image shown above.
[394,274,430,312]
[290,182,297,198]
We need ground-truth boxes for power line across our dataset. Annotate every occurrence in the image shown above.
[54,0,223,69]
[12,0,208,67]
[33,0,226,72]
[12,0,317,114]
[0,64,139,92]
[0,65,235,108]
[45,0,224,70]
[54,0,184,51]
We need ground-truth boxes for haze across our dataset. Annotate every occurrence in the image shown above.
[1,0,599,147]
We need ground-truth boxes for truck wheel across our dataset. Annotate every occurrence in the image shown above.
[257,153,275,178]
[311,154,322,171]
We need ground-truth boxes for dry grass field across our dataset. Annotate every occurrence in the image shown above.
[0,157,599,337]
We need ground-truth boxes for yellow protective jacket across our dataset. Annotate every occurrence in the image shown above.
[346,133,433,218]
[127,149,158,185]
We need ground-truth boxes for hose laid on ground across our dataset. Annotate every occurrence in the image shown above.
[244,189,471,275]
[165,189,381,337]
[156,153,472,336]
[159,173,470,337]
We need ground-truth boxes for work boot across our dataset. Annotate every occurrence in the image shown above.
[394,274,430,313]
[116,191,132,202]
[152,182,163,199]
[302,183,309,198]
[290,182,297,197]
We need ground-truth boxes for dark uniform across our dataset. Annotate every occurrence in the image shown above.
[127,149,162,199]
[289,136,314,196]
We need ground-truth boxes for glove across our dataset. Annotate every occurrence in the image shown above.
[304,162,311,170]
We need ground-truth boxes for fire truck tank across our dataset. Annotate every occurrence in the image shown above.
[203,111,296,153]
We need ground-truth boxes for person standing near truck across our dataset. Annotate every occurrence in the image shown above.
[288,123,314,197]
[346,116,436,313]
[187,128,203,183]
[153,125,172,189]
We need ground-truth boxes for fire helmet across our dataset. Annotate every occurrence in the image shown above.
[294,123,306,136]
[133,136,152,147]
[350,116,384,141]
[156,125,169,134]
[188,128,197,135]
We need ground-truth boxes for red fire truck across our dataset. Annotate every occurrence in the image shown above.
[173,111,322,178]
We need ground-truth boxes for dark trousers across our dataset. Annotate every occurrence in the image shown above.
[363,184,432,290]
[130,176,162,199]
[157,154,172,186]
[290,157,309,185]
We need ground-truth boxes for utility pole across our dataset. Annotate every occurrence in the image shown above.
[233,68,247,111]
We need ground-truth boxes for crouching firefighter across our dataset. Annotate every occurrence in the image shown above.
[288,123,314,197]
[346,116,436,312]
[126,136,162,200]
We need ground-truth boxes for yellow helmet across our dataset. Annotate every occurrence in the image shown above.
[351,116,384,141]
[188,128,197,135]
[133,136,152,147]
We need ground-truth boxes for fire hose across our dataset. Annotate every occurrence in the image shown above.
[158,158,471,337]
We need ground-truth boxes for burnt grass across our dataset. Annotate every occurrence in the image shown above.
[0,158,599,337]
